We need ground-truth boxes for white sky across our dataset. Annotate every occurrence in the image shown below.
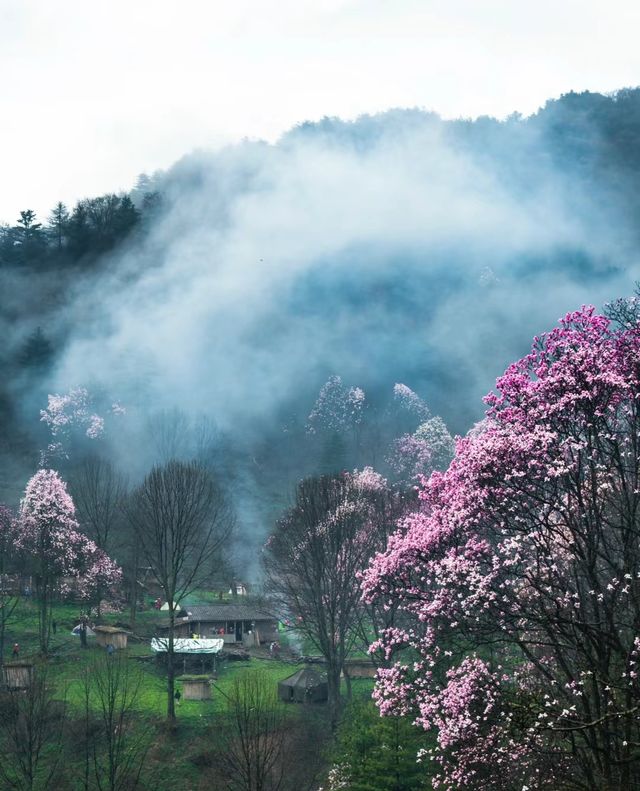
[1,0,639,222]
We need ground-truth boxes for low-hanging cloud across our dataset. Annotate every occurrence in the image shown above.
[52,108,638,443]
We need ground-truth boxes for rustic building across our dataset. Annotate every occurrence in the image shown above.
[159,604,278,647]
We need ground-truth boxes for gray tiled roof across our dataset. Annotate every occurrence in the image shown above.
[184,604,276,622]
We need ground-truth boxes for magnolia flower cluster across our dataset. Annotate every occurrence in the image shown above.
[414,417,455,468]
[387,433,432,480]
[363,307,640,789]
[40,387,125,461]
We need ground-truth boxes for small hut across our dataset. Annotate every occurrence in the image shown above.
[3,661,34,690]
[94,626,129,650]
[278,667,328,703]
[178,675,213,700]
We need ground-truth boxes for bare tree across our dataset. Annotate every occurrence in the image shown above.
[144,408,190,464]
[70,456,127,616]
[126,531,142,631]
[215,670,287,791]
[264,473,390,726]
[0,505,19,668]
[128,460,234,721]
[0,668,66,791]
[146,409,228,476]
[79,654,150,791]
[70,456,127,553]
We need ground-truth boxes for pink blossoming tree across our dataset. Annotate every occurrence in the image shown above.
[17,469,121,653]
[363,307,640,789]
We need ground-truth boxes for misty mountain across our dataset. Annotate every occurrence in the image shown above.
[2,88,640,570]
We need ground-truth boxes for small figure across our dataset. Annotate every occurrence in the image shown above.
[52,620,57,635]
[106,643,115,656]
[273,641,280,659]
[12,643,19,658]
[174,689,181,706]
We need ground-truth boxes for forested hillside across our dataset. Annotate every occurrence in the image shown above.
[2,88,640,567]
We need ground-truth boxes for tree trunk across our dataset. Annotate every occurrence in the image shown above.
[95,582,103,620]
[0,552,7,667]
[167,607,176,721]
[38,580,50,655]
[129,537,139,630]
[343,666,352,700]
[326,663,342,730]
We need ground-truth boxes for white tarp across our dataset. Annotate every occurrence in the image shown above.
[150,638,224,654]
[71,624,96,636]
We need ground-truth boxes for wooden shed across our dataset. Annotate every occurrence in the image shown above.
[94,625,129,650]
[179,675,213,700]
[343,659,378,679]
[3,661,34,690]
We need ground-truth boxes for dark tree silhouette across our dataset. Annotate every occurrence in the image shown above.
[128,460,234,721]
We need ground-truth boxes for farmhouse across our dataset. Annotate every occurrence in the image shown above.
[160,604,278,647]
